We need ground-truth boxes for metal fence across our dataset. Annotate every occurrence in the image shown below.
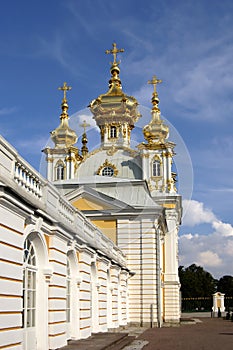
[182,297,212,312]
[225,297,233,311]
[182,296,233,312]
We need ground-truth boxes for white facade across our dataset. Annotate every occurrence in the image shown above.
[0,44,182,350]
[0,136,130,350]
[44,48,182,327]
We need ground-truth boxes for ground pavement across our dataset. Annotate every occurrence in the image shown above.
[58,315,233,350]
[138,317,233,350]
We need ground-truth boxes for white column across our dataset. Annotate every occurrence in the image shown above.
[47,158,54,181]
[163,209,180,323]
[66,158,70,180]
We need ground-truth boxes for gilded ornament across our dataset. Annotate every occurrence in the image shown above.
[96,159,118,177]
[106,145,117,156]
[58,82,72,102]
[105,42,124,65]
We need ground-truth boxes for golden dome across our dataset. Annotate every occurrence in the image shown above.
[50,82,78,149]
[89,43,141,128]
[143,76,169,144]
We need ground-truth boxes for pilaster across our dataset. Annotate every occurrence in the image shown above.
[163,209,181,323]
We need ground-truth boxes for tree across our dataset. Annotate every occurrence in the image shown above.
[179,264,217,298]
[217,275,233,296]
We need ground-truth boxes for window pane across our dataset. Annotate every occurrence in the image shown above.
[23,238,37,329]
[31,309,36,327]
[153,160,161,177]
[102,167,114,177]
[57,164,64,180]
[110,126,117,138]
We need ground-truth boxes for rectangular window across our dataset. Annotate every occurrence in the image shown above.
[153,160,161,177]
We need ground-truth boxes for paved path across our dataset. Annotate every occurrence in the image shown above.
[137,318,233,350]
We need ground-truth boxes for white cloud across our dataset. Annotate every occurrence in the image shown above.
[182,199,216,226]
[197,251,222,268]
[180,199,233,278]
[179,231,233,278]
[212,221,233,237]
[70,109,98,133]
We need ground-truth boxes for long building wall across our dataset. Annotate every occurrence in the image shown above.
[0,136,129,350]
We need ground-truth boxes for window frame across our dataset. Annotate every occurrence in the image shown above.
[152,159,162,177]
[22,239,37,329]
[102,166,114,177]
[56,161,65,181]
[110,126,117,138]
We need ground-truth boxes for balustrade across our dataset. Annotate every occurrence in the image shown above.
[14,161,42,198]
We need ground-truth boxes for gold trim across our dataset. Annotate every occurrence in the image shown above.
[97,159,118,177]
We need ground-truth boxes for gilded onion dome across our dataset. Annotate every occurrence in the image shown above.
[89,43,141,132]
[50,82,78,149]
[143,75,169,144]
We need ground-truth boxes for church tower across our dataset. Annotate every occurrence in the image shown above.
[43,82,82,181]
[138,75,177,196]
[43,43,182,327]
[89,43,141,148]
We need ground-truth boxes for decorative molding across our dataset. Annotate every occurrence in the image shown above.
[43,267,53,283]
[76,276,82,287]
[106,145,117,156]
[96,159,118,177]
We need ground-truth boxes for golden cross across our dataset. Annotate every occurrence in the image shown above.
[148,75,162,94]
[58,82,72,101]
[80,120,90,133]
[105,42,124,64]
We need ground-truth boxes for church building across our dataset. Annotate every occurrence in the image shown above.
[0,43,182,350]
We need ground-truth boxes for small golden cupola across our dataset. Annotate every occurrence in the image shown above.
[43,82,81,182]
[89,43,141,148]
[143,75,169,145]
[50,82,78,148]
[80,120,90,157]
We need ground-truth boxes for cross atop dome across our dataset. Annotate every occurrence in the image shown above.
[80,120,90,133]
[105,42,124,66]
[89,42,140,148]
[148,75,162,96]
[58,82,72,102]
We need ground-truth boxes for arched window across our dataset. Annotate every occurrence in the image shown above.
[23,238,37,329]
[102,166,114,177]
[56,162,65,180]
[110,126,117,138]
[152,160,161,177]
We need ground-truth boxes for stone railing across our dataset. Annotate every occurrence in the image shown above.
[14,161,42,199]
[0,136,126,266]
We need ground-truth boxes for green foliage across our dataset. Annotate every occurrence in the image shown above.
[178,264,217,298]
[217,275,233,297]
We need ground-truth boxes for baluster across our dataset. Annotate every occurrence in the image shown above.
[14,163,20,182]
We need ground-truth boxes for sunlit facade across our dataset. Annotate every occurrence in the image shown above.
[0,43,182,350]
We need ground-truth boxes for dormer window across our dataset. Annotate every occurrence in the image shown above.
[97,159,118,177]
[152,160,161,177]
[110,126,117,138]
[102,166,114,177]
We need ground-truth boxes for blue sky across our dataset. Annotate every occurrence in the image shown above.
[1,0,233,278]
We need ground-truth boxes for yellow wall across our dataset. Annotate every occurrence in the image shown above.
[71,198,117,243]
[92,220,117,244]
[72,197,110,211]
[162,203,176,209]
